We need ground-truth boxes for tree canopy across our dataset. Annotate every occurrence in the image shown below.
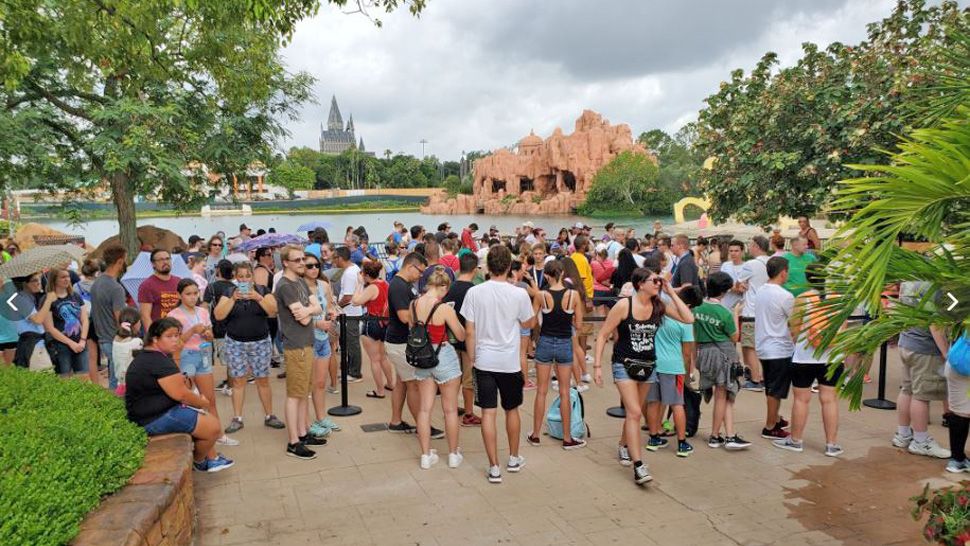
[695,0,968,226]
[578,151,667,217]
[638,125,703,199]
[0,0,425,257]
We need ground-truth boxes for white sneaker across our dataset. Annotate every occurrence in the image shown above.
[617,445,633,466]
[448,450,463,468]
[550,379,559,391]
[633,463,653,485]
[892,432,913,448]
[581,373,592,383]
[908,438,951,459]
[585,354,594,364]
[487,465,502,483]
[576,384,590,393]
[216,434,240,446]
[420,450,439,470]
[506,455,526,473]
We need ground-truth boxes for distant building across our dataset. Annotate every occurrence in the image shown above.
[319,95,373,156]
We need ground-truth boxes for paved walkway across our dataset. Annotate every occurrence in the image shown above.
[196,346,961,545]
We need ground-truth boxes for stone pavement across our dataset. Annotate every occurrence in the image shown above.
[196,346,963,545]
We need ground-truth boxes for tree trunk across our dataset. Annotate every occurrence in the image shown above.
[109,171,139,261]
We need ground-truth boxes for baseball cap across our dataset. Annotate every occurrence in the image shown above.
[489,225,499,232]
[239,223,249,231]
[523,221,534,229]
[574,222,584,229]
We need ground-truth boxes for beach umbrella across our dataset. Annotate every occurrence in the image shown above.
[0,244,86,279]
[297,221,333,233]
[239,233,306,251]
[120,251,193,299]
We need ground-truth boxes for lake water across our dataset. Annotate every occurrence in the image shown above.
[41,211,675,247]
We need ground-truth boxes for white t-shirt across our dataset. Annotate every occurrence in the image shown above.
[340,263,363,316]
[113,337,144,384]
[754,283,795,359]
[738,255,769,318]
[460,280,534,373]
[606,240,624,260]
[633,253,646,268]
[719,261,744,311]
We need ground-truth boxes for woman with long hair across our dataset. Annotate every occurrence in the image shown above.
[302,253,342,438]
[611,248,638,298]
[410,266,466,469]
[351,260,395,399]
[528,259,585,449]
[44,267,90,379]
[204,236,224,281]
[593,268,694,486]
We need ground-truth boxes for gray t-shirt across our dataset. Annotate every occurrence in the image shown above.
[90,274,127,341]
[898,281,940,355]
[275,275,314,349]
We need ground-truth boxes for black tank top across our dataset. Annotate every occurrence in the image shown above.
[611,297,660,363]
[539,289,573,339]
[255,264,274,292]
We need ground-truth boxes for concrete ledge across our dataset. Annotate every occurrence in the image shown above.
[72,434,195,546]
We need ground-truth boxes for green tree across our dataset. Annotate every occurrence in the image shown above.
[638,125,702,198]
[269,161,315,198]
[0,0,425,257]
[695,0,968,226]
[578,151,668,216]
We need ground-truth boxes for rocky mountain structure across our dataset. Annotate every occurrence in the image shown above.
[422,110,653,215]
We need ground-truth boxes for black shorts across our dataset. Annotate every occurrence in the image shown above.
[0,340,16,351]
[760,357,792,399]
[474,369,524,410]
[791,363,845,389]
[364,320,386,341]
[451,340,466,353]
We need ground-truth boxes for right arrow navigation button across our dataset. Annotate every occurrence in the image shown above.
[947,292,959,312]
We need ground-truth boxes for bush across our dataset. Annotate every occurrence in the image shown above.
[0,368,147,545]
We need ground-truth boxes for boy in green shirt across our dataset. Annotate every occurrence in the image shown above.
[782,237,817,296]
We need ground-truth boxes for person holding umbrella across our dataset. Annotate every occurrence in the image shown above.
[12,272,55,371]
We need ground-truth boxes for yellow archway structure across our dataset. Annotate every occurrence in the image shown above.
[673,197,712,224]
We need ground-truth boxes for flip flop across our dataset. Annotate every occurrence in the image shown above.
[384,384,394,391]
[365,390,386,399]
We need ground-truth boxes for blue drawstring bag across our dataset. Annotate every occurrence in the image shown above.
[948,333,970,376]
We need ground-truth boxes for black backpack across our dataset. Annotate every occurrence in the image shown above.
[405,300,444,369]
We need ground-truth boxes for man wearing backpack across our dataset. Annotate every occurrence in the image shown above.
[385,251,444,439]
[461,245,536,484]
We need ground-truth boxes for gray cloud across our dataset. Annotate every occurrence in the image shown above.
[280,0,904,160]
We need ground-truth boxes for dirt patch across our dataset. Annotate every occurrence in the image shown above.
[784,446,944,545]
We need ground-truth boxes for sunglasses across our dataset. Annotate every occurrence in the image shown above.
[650,277,664,286]
[305,263,320,269]
[211,243,223,247]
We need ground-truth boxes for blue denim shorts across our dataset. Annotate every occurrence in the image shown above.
[520,328,532,337]
[313,337,332,359]
[414,343,462,384]
[143,404,200,436]
[535,336,573,365]
[612,361,631,382]
[180,349,213,377]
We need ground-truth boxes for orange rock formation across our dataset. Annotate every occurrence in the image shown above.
[422,110,653,215]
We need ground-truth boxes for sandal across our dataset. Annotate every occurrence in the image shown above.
[384,384,394,391]
[365,390,386,399]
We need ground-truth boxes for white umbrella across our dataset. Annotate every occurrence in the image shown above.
[120,251,193,299]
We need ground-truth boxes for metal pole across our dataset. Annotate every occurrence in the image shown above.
[328,313,362,416]
[863,341,896,410]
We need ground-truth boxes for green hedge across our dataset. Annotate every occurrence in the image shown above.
[0,367,147,545]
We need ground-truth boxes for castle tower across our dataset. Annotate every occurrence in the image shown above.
[327,95,343,131]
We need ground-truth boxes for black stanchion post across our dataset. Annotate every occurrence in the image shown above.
[863,341,896,410]
[328,313,362,416]
[606,400,626,419]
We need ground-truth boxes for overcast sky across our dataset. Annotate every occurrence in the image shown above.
[280,0,914,160]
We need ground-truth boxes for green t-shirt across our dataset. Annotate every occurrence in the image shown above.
[782,252,817,296]
[692,301,737,343]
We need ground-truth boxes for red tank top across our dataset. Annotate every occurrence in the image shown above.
[427,322,447,344]
[365,280,389,317]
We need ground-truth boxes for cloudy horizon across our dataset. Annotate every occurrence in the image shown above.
[280,0,919,161]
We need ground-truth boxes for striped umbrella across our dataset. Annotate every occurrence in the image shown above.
[0,244,86,279]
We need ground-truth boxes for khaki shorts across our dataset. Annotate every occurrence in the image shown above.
[946,363,970,417]
[459,349,474,390]
[740,320,756,349]
[899,348,946,401]
[386,342,417,383]
[284,346,314,398]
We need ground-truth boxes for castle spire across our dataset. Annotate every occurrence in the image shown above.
[327,95,343,131]
[347,114,355,134]
[358,137,365,152]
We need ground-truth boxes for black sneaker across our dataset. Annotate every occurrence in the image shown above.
[286,442,317,460]
[943,412,953,428]
[388,421,416,434]
[430,426,445,440]
[270,358,282,369]
[299,434,327,446]
[277,371,287,379]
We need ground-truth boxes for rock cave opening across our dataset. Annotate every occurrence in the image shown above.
[562,171,577,192]
[520,177,535,193]
[491,179,507,193]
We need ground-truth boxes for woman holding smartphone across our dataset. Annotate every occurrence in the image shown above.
[303,253,342,438]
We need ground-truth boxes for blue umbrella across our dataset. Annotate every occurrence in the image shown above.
[120,251,193,300]
[297,221,333,233]
[239,233,306,252]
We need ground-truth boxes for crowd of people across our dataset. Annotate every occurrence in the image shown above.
[5,216,967,484]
